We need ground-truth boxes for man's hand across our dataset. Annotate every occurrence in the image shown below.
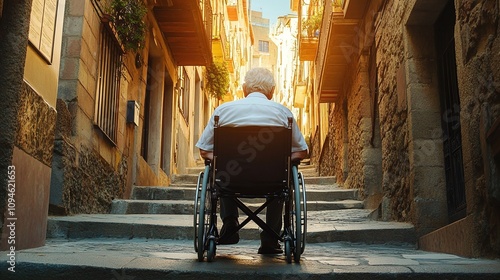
[199,149,213,160]
[291,150,308,161]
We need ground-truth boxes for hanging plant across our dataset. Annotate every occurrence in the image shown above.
[205,61,230,99]
[109,0,148,52]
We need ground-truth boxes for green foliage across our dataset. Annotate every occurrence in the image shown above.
[110,0,147,52]
[303,8,323,37]
[205,61,230,99]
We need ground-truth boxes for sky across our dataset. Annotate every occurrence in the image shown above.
[250,0,294,24]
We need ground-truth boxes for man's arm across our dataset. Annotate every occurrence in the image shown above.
[199,149,213,160]
[291,149,308,161]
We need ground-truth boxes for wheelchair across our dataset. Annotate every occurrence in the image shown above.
[194,116,307,263]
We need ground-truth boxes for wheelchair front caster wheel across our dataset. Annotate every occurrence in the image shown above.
[207,239,216,262]
[284,240,292,264]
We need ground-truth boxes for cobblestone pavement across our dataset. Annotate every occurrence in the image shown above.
[1,238,500,279]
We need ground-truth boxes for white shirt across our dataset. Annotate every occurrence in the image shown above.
[196,93,308,152]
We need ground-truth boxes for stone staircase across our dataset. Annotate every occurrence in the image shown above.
[47,164,416,244]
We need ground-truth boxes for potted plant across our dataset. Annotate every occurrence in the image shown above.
[302,8,323,37]
[205,61,230,100]
[106,0,148,52]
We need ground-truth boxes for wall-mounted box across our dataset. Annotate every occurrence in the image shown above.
[127,100,140,126]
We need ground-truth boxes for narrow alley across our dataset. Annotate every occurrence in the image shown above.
[0,0,500,279]
[2,164,499,279]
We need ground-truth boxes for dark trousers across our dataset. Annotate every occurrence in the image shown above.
[220,197,283,245]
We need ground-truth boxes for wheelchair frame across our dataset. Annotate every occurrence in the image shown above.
[194,116,307,263]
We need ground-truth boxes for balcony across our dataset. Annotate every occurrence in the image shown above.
[227,0,238,21]
[299,37,318,61]
[341,0,369,19]
[212,13,229,60]
[315,1,359,103]
[153,0,212,66]
[226,49,235,73]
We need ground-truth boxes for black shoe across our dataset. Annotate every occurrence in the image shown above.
[258,242,283,254]
[218,217,239,245]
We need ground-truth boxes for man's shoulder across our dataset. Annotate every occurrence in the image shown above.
[215,97,292,116]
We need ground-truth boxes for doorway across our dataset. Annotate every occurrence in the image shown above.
[435,1,466,222]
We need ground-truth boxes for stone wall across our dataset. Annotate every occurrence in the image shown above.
[310,123,322,167]
[1,82,57,250]
[16,83,57,166]
[373,0,414,222]
[329,103,347,182]
[310,0,499,257]
[51,99,127,215]
[454,0,500,256]
[320,3,384,209]
[50,0,131,215]
[53,137,126,214]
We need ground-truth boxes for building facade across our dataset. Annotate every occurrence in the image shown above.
[1,0,253,250]
[299,0,500,257]
[49,0,217,215]
[0,0,66,250]
[250,11,277,72]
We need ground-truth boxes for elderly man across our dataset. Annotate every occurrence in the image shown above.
[196,67,308,254]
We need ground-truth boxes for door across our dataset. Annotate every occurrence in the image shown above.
[435,1,466,222]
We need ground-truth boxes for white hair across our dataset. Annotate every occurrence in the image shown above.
[243,68,276,95]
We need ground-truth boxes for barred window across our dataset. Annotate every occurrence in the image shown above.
[259,40,269,53]
[94,24,122,143]
[178,68,190,123]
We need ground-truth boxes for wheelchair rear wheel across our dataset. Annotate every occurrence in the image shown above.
[194,171,203,253]
[291,166,307,263]
[194,166,211,261]
[297,171,307,254]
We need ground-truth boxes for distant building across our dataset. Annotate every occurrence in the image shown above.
[271,14,302,119]
[250,11,277,73]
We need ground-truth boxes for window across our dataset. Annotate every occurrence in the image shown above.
[259,40,269,53]
[178,68,190,123]
[94,24,122,143]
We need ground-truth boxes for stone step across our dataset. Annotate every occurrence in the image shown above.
[186,164,318,175]
[132,185,194,200]
[110,198,364,214]
[171,173,334,185]
[132,185,357,202]
[111,199,195,214]
[6,239,500,280]
[46,211,416,245]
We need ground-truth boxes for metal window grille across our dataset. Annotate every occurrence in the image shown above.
[178,68,190,123]
[94,24,122,144]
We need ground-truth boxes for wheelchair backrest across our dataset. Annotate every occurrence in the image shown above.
[213,117,293,195]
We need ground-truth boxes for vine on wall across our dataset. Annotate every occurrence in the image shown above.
[205,61,230,99]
